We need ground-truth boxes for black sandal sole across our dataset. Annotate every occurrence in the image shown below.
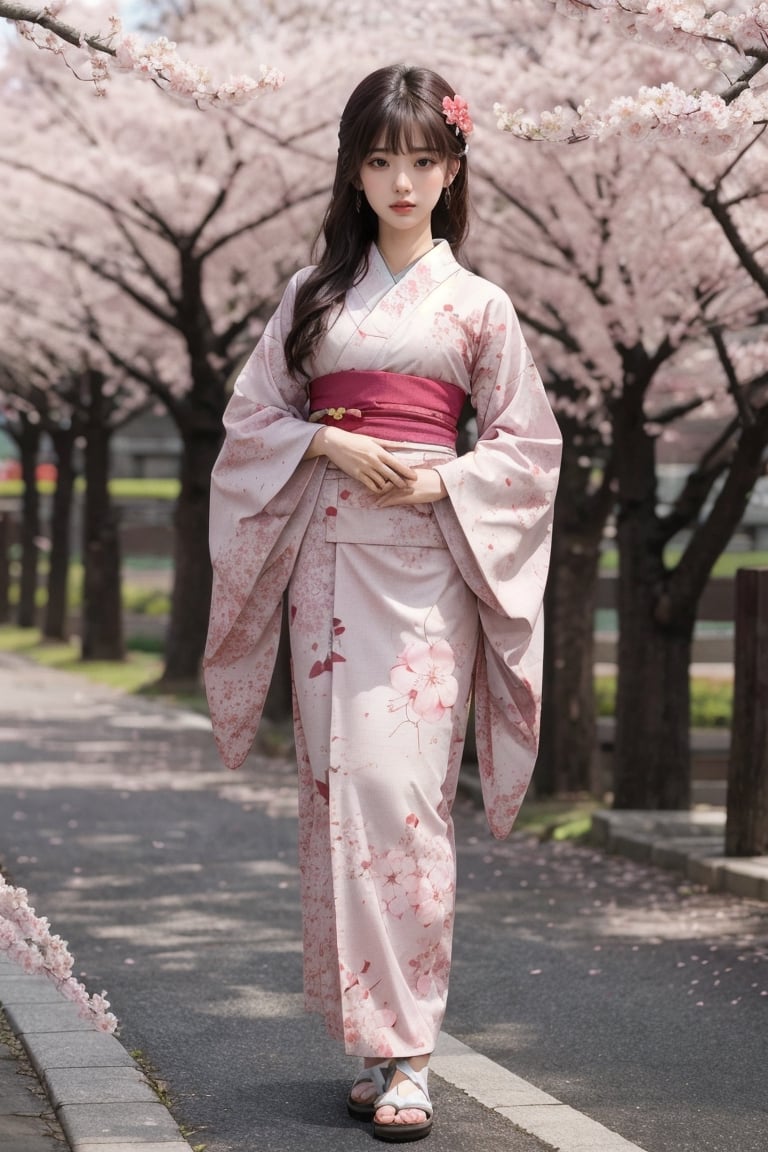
[373,1118,433,1142]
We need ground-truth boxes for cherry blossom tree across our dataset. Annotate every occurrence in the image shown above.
[0,273,149,657]
[0,0,501,685]
[1,271,85,643]
[485,3,768,807]
[0,366,73,638]
[470,136,761,802]
[0,13,344,682]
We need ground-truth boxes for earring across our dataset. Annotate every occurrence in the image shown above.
[444,185,452,207]
[355,190,361,213]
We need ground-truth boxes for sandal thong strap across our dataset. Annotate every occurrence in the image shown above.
[374,1058,433,1119]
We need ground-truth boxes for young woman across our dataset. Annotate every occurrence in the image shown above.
[204,64,561,1143]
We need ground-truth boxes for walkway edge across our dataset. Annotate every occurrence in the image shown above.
[0,958,193,1152]
[591,810,768,903]
[433,1032,650,1152]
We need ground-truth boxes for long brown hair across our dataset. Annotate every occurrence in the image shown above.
[284,64,471,378]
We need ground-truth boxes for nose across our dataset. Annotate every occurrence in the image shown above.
[393,166,412,193]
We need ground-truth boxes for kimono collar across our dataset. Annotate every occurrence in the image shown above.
[368,239,456,286]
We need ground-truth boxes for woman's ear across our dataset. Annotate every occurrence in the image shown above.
[444,157,461,187]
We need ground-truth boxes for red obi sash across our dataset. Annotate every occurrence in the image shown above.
[308,370,465,448]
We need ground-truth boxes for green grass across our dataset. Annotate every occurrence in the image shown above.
[514,797,599,841]
[599,549,768,576]
[122,586,171,616]
[0,479,56,497]
[595,674,733,728]
[108,478,179,500]
[3,563,171,617]
[0,626,163,692]
[0,477,179,500]
[123,556,173,570]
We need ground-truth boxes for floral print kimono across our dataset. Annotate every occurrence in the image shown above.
[204,240,561,1057]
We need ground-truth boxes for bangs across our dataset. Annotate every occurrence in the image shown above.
[368,98,451,157]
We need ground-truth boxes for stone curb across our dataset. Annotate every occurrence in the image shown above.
[0,960,193,1152]
[591,810,768,902]
[433,1033,649,1152]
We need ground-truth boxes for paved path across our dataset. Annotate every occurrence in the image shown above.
[1,653,767,1152]
[0,1002,68,1151]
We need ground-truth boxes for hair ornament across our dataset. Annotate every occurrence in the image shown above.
[442,94,474,139]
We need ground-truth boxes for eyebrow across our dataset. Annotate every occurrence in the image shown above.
[368,147,439,155]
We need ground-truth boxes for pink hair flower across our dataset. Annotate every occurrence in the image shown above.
[442,94,474,138]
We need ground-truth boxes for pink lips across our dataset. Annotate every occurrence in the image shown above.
[391,202,415,213]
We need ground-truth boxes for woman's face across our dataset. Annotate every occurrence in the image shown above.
[358,132,458,240]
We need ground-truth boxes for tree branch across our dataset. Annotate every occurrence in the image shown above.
[0,156,167,241]
[667,406,768,611]
[28,235,179,330]
[650,393,714,427]
[710,325,757,428]
[0,3,118,56]
[199,184,330,260]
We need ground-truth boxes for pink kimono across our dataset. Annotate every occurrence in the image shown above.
[204,241,561,1057]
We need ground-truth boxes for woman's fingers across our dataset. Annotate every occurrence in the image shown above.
[370,440,419,482]
[375,469,446,507]
[378,461,416,487]
[357,451,417,490]
[378,455,418,484]
[365,470,410,493]
[320,429,419,487]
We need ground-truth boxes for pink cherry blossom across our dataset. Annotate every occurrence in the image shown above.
[390,638,459,723]
[0,876,117,1033]
[7,5,284,105]
[111,27,284,106]
[499,1,768,150]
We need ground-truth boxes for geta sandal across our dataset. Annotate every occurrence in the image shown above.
[372,1058,433,1143]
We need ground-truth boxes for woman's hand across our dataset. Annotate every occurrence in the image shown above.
[375,468,447,507]
[304,426,418,492]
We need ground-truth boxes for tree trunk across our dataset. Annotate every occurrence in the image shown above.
[81,374,124,661]
[613,580,694,810]
[537,443,609,795]
[160,428,222,687]
[43,426,77,641]
[610,361,697,810]
[17,417,41,629]
[725,568,768,856]
[0,512,12,623]
[611,403,694,809]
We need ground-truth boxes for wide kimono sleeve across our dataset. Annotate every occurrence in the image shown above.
[432,286,562,839]
[203,270,328,771]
